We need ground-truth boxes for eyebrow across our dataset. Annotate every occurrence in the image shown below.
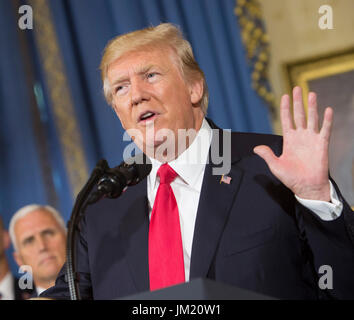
[111,64,160,86]
[22,235,34,245]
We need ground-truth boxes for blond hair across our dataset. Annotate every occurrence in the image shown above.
[99,23,209,114]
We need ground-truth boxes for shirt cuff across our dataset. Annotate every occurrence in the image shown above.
[295,181,343,221]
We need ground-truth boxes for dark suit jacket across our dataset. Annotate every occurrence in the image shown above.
[41,120,354,300]
[13,277,36,300]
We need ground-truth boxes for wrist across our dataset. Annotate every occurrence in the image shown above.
[295,182,331,202]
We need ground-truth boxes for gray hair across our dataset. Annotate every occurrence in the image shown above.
[9,204,66,252]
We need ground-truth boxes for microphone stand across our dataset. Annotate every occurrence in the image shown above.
[66,159,109,300]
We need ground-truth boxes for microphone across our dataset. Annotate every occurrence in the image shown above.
[88,153,152,203]
[67,155,151,300]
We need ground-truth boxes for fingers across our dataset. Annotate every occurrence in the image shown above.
[281,87,332,139]
[293,86,306,129]
[280,94,294,134]
[307,92,319,132]
[253,145,278,168]
[320,107,333,141]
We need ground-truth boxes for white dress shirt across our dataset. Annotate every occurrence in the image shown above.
[147,118,343,281]
[36,286,47,296]
[0,272,15,300]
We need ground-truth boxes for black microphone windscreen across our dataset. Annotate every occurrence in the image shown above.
[125,153,152,184]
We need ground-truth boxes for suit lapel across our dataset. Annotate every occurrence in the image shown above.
[190,125,243,279]
[122,181,150,292]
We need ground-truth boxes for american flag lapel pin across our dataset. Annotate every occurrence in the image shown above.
[220,174,232,185]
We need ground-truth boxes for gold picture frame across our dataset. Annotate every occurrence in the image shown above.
[284,48,354,209]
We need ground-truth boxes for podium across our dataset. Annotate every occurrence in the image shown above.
[121,278,276,300]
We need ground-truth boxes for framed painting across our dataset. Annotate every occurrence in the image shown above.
[285,48,354,208]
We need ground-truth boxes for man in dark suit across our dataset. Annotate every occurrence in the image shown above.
[41,23,354,300]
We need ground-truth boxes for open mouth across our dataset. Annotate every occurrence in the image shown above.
[139,111,157,123]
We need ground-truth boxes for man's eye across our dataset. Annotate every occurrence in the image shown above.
[147,72,158,80]
[23,237,34,246]
[43,230,55,237]
[114,85,128,95]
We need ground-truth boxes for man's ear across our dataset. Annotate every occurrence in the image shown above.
[189,78,204,106]
[13,250,24,267]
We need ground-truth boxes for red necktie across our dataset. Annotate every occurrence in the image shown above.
[149,163,185,290]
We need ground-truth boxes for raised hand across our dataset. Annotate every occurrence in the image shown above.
[254,86,332,201]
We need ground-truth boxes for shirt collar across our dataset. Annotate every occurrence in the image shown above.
[148,118,212,190]
[36,286,47,296]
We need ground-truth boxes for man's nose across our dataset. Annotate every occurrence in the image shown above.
[37,236,48,252]
[130,78,149,106]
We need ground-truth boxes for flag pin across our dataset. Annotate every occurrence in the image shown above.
[220,174,232,185]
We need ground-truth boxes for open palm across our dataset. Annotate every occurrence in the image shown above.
[254,86,332,201]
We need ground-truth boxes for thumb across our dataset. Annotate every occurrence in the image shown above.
[253,145,278,168]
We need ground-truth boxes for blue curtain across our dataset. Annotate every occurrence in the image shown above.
[0,0,273,274]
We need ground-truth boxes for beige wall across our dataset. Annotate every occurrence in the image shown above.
[259,0,354,133]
